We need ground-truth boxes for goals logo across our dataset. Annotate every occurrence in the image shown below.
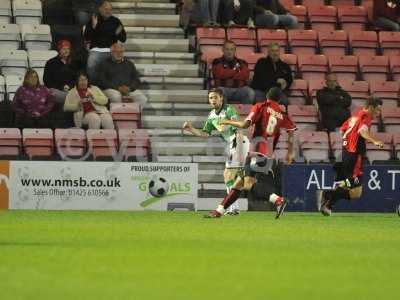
[0,161,10,209]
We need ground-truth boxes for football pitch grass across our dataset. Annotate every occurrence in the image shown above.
[0,211,399,300]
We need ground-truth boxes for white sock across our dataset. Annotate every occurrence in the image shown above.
[216,205,225,214]
[269,194,281,204]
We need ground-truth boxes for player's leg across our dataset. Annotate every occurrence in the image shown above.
[224,168,241,215]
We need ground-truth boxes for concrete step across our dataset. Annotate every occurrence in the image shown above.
[136,64,199,77]
[117,14,179,28]
[199,169,224,183]
[125,38,188,52]
[141,90,208,103]
[143,102,210,116]
[125,27,184,39]
[127,51,194,64]
[142,115,206,128]
[151,141,225,156]
[112,2,176,15]
[141,77,203,90]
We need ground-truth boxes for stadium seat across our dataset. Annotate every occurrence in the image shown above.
[341,81,369,106]
[288,29,318,55]
[331,0,358,5]
[0,128,21,158]
[299,131,330,162]
[0,50,28,76]
[379,31,400,57]
[349,31,378,56]
[279,0,294,9]
[86,129,118,161]
[196,27,226,53]
[200,49,222,76]
[369,81,399,107]
[0,1,11,23]
[394,133,400,160]
[302,0,325,6]
[118,128,150,161]
[28,50,57,69]
[22,128,54,160]
[318,31,348,56]
[365,133,393,163]
[110,102,140,129]
[257,29,287,55]
[236,52,264,76]
[308,78,325,103]
[54,128,87,160]
[287,5,307,29]
[338,5,368,32]
[308,5,338,32]
[288,79,308,105]
[381,107,400,133]
[5,75,24,100]
[13,0,42,25]
[389,55,400,81]
[288,104,319,131]
[20,24,52,50]
[226,28,257,52]
[359,55,389,83]
[298,54,328,81]
[232,104,252,117]
[274,130,289,162]
[329,132,342,161]
[0,75,5,102]
[0,24,21,50]
[280,53,298,77]
[328,55,358,85]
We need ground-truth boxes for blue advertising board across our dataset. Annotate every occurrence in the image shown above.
[282,164,400,212]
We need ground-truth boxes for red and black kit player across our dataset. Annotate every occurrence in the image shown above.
[206,87,296,219]
[316,97,384,216]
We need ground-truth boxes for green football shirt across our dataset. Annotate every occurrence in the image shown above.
[202,105,239,142]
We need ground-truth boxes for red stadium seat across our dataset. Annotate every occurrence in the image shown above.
[232,104,252,116]
[308,78,325,103]
[298,54,328,81]
[200,49,222,67]
[288,29,318,55]
[349,31,378,56]
[331,0,358,5]
[341,81,369,106]
[329,132,343,160]
[358,55,389,83]
[274,130,289,162]
[308,5,338,32]
[302,0,325,5]
[366,133,393,162]
[328,55,358,85]
[389,55,400,81]
[369,81,399,107]
[86,129,118,161]
[318,30,348,56]
[288,104,319,131]
[0,128,21,158]
[22,128,53,160]
[381,107,400,133]
[257,29,287,55]
[227,28,257,52]
[236,52,264,74]
[288,79,308,105]
[196,27,226,52]
[379,31,400,57]
[279,0,294,9]
[287,5,307,29]
[338,5,368,32]
[110,102,140,129]
[394,133,400,160]
[118,128,150,161]
[55,128,86,159]
[280,53,298,77]
[299,131,330,162]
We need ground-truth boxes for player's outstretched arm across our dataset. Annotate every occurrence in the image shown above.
[220,119,251,129]
[182,122,210,138]
[359,129,384,148]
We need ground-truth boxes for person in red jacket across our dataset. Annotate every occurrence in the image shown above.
[212,40,255,104]
[374,0,400,31]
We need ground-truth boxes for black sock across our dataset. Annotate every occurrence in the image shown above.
[329,187,350,208]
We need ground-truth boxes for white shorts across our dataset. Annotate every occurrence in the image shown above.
[226,132,250,168]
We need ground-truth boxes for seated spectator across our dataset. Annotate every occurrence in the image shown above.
[44,40,81,104]
[374,0,400,31]
[98,43,147,106]
[317,73,351,132]
[220,0,255,28]
[251,42,292,102]
[212,40,254,104]
[190,0,221,27]
[64,72,114,129]
[254,0,298,29]
[12,69,55,128]
[84,0,126,84]
[72,0,100,27]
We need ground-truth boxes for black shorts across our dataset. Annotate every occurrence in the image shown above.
[334,149,364,188]
[244,156,281,180]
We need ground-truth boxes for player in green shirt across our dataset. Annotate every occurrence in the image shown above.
[182,88,249,215]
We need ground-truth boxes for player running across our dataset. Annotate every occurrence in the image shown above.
[316,96,384,216]
[206,87,296,219]
[182,88,250,215]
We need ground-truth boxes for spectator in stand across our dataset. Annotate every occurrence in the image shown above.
[98,43,147,106]
[84,0,126,84]
[64,72,114,129]
[44,40,81,104]
[212,40,254,104]
[190,0,221,27]
[251,42,292,102]
[317,73,352,132]
[12,69,55,128]
[72,0,101,27]
[374,0,400,31]
[220,0,255,28]
[254,0,298,29]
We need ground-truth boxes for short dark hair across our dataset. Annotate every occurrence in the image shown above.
[208,88,224,98]
[223,40,236,47]
[365,96,383,108]
[266,87,283,101]
[75,71,91,88]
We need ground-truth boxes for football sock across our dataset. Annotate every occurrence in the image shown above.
[269,193,283,205]
[221,188,241,210]
[327,187,350,208]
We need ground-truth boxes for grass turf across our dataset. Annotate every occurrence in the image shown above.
[0,211,399,300]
